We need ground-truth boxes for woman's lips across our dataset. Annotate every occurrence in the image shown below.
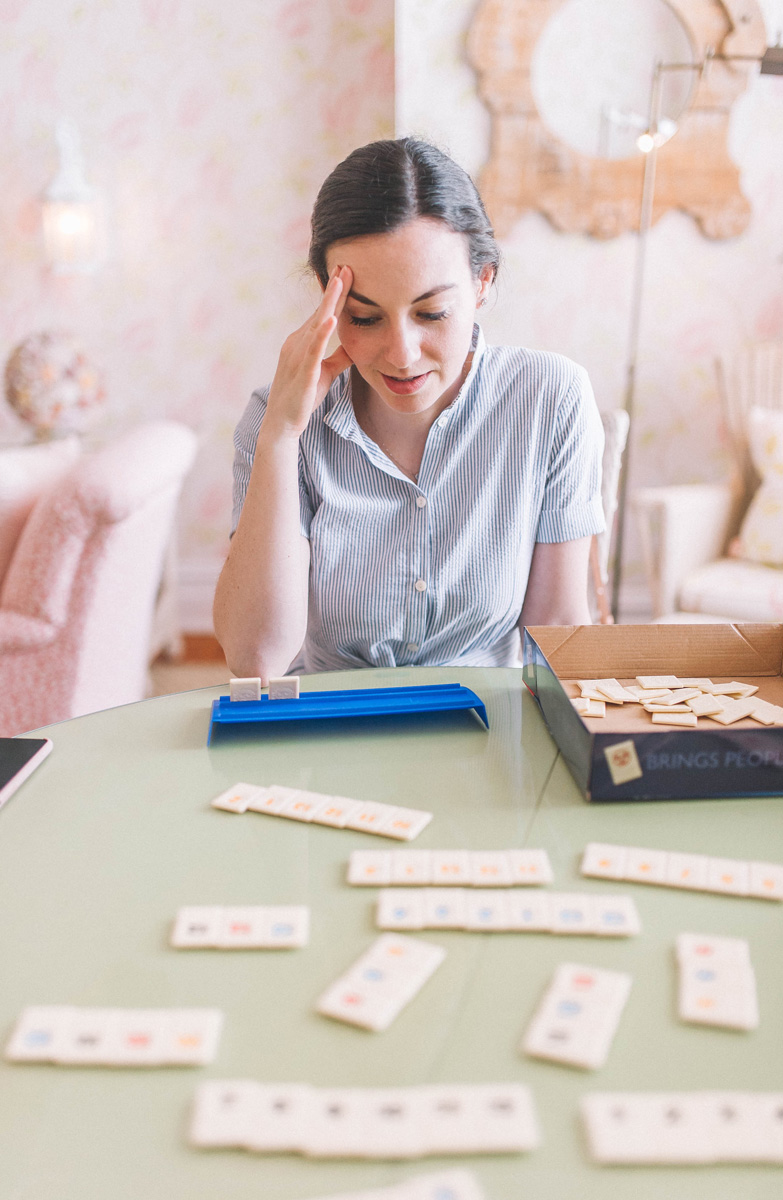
[380,372,431,395]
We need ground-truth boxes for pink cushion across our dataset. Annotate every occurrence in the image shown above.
[0,437,81,584]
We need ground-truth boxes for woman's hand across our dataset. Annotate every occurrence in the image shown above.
[264,265,354,439]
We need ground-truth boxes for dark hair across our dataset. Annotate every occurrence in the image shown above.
[308,138,500,287]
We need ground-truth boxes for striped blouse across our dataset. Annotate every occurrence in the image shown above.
[231,325,604,672]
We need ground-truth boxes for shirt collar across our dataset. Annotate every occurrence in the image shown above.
[322,323,486,441]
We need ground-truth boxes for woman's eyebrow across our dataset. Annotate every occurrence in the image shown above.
[347,283,457,306]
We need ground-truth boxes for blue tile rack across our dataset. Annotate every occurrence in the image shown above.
[208,682,489,744]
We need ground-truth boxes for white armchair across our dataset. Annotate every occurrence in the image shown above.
[0,421,197,735]
[632,343,783,623]
[590,408,630,623]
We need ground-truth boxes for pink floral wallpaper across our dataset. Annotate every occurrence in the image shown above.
[0,0,394,625]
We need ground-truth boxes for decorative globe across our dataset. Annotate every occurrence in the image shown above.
[4,331,105,438]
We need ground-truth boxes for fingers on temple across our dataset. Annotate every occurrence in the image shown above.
[322,265,351,319]
[333,265,352,316]
[309,313,336,358]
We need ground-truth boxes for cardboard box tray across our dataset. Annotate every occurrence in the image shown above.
[522,624,783,802]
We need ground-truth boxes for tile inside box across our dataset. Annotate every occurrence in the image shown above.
[563,678,783,731]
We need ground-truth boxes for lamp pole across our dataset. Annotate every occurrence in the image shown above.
[609,39,783,622]
[611,58,695,621]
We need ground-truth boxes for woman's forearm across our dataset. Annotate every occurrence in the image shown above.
[215,267,354,678]
[213,425,309,680]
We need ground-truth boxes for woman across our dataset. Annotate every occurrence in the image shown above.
[214,138,604,679]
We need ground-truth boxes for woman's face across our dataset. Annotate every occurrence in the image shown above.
[325,217,492,417]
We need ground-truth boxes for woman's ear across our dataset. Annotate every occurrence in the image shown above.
[476,265,494,308]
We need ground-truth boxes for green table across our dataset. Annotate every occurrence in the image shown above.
[1,666,782,1199]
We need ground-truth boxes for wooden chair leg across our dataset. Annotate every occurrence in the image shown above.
[590,534,614,625]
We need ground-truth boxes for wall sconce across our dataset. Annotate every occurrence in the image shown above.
[41,120,100,274]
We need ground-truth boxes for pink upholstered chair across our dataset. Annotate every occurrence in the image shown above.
[0,421,197,735]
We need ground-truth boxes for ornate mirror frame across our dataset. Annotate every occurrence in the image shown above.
[468,0,767,238]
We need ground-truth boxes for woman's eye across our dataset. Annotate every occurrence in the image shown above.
[347,314,379,327]
[418,310,449,322]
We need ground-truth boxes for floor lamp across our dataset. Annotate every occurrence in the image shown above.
[611,41,783,622]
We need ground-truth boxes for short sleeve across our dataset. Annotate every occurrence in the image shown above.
[535,365,606,543]
[230,387,315,539]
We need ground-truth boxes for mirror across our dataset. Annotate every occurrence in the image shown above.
[468,0,767,238]
[531,0,696,160]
